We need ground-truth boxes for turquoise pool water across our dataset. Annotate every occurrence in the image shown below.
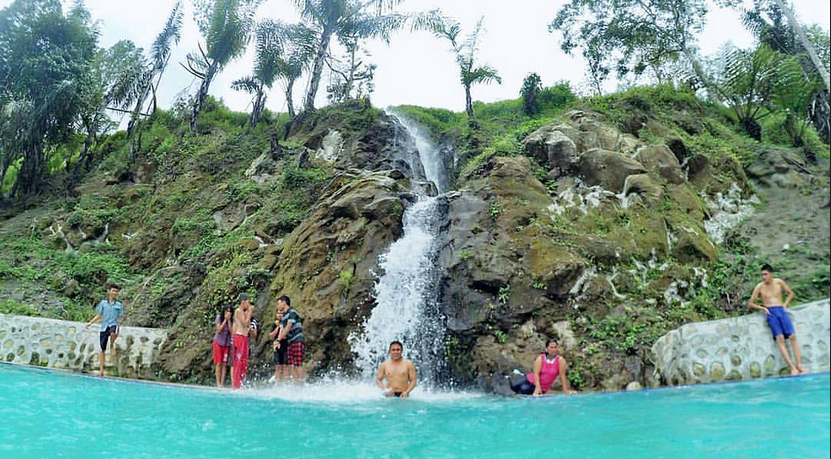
[1,365,828,459]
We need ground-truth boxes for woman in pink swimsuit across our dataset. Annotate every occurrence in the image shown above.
[510,339,577,396]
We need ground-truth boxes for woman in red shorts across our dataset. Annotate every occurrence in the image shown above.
[213,306,233,387]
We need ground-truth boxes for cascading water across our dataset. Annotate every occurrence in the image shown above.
[349,113,449,385]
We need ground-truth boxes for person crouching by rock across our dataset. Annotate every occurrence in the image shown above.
[213,306,233,387]
[510,339,577,396]
[275,295,305,383]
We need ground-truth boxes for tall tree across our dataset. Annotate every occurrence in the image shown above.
[0,0,98,195]
[126,1,184,140]
[69,40,147,194]
[550,0,712,95]
[520,73,543,116]
[183,0,261,134]
[273,22,317,119]
[432,17,502,124]
[768,0,829,92]
[291,0,433,111]
[741,2,830,143]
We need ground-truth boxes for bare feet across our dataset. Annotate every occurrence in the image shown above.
[790,367,800,376]
[797,365,807,374]
[97,371,104,377]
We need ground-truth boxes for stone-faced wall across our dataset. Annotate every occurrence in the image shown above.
[652,299,830,385]
[0,313,168,379]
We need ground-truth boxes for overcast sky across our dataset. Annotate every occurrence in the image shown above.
[1,0,829,121]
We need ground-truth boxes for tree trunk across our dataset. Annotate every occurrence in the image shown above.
[773,0,830,92]
[190,61,218,134]
[464,84,474,121]
[285,79,296,119]
[251,85,265,127]
[17,140,44,196]
[68,128,94,195]
[304,25,335,112]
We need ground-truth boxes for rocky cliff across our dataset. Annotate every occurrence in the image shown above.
[0,92,827,390]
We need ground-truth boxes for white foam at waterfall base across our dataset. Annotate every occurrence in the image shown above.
[349,197,443,380]
[240,376,483,404]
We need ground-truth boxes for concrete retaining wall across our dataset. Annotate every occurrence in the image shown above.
[0,313,168,378]
[652,299,830,385]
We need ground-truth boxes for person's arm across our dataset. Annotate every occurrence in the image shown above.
[747,284,769,315]
[559,357,576,395]
[779,280,794,308]
[277,318,294,341]
[401,362,418,398]
[376,362,388,391]
[85,314,101,329]
[115,305,125,334]
[532,356,543,396]
[269,323,280,340]
[215,317,227,333]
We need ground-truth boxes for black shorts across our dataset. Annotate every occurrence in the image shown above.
[99,325,117,351]
[273,340,288,365]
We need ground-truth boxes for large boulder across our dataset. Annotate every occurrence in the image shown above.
[636,145,686,184]
[576,148,647,192]
[523,125,578,173]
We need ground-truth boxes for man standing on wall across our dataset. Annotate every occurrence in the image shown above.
[748,263,807,376]
[231,294,254,389]
[85,284,124,377]
[275,295,305,382]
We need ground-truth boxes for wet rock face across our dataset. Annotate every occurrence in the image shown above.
[261,170,412,374]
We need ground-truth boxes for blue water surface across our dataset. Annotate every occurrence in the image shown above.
[1,364,828,458]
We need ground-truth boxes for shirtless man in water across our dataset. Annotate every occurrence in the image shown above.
[376,341,417,398]
[231,294,254,389]
[748,263,806,376]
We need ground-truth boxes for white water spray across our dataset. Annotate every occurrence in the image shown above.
[349,113,449,384]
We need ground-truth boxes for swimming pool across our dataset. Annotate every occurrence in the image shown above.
[2,364,828,458]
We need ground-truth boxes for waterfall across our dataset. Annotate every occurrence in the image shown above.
[349,113,448,384]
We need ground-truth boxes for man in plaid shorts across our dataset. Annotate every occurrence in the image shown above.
[275,295,305,382]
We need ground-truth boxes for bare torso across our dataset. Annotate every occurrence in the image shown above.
[232,307,250,336]
[379,359,414,393]
[756,279,785,307]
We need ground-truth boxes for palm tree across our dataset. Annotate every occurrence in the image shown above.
[432,17,502,124]
[125,1,184,140]
[271,22,317,119]
[291,0,433,111]
[183,0,261,134]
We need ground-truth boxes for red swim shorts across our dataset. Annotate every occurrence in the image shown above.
[213,341,230,365]
[287,341,305,367]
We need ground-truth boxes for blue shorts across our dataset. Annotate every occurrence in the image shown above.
[99,325,117,351]
[766,306,795,339]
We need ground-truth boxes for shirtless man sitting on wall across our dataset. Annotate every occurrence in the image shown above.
[376,341,417,398]
[748,263,806,376]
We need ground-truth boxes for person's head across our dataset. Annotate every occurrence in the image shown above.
[107,284,120,300]
[545,339,559,356]
[761,263,774,284]
[389,340,403,361]
[276,295,291,313]
[222,306,233,319]
[238,293,251,310]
